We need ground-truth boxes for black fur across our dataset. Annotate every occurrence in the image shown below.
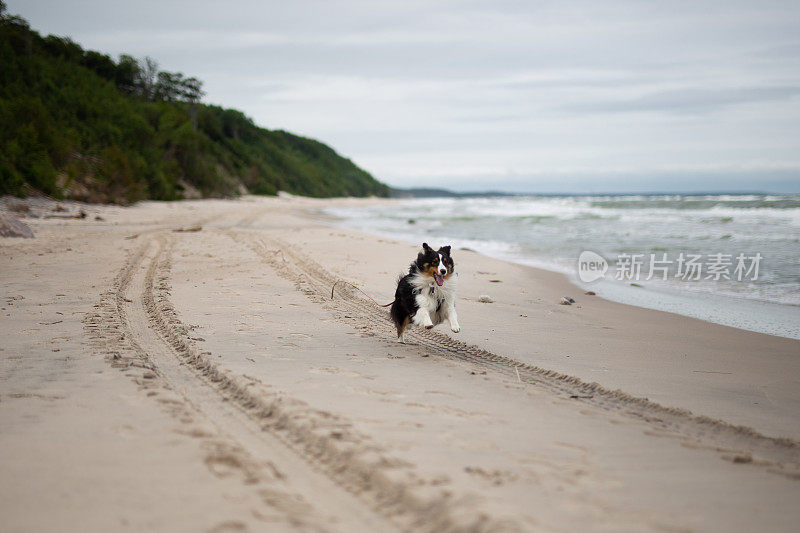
[390,243,454,338]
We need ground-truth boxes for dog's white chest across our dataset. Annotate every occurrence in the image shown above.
[410,273,457,314]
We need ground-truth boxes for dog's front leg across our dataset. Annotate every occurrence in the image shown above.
[412,307,434,329]
[445,304,460,333]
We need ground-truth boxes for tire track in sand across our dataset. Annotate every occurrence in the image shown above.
[84,235,397,532]
[233,232,800,480]
[88,231,508,532]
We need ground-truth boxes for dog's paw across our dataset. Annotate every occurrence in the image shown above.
[416,317,434,328]
[451,324,461,333]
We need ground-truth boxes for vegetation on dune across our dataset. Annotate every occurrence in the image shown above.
[0,2,388,202]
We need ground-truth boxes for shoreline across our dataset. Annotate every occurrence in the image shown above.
[293,197,800,441]
[319,199,800,341]
[2,194,799,531]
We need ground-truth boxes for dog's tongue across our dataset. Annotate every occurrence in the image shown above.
[434,273,444,286]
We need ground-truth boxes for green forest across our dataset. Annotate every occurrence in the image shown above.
[0,2,389,202]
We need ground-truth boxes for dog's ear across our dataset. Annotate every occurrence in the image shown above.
[440,245,451,256]
[422,242,432,252]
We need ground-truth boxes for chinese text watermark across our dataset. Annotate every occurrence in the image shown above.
[578,251,762,283]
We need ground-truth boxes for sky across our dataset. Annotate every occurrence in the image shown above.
[9,0,800,193]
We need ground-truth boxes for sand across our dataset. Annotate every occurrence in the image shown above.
[1,194,799,532]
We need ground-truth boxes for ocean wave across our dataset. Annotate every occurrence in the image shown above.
[323,194,800,311]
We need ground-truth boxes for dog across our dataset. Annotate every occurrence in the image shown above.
[390,243,460,343]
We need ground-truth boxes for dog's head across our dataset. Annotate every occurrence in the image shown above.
[416,242,454,287]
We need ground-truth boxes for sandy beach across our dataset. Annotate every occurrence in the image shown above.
[1,194,799,532]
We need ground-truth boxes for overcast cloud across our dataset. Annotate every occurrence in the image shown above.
[10,0,800,192]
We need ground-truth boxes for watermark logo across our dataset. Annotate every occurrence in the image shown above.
[615,252,762,281]
[577,251,762,283]
[578,250,608,282]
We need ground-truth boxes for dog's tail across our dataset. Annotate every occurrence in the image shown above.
[389,277,407,337]
[389,298,402,327]
[389,301,408,338]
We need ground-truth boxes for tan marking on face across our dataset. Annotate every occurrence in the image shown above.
[424,263,439,278]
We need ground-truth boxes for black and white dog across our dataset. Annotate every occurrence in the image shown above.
[390,243,460,343]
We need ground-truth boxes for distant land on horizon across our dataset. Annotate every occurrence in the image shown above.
[388,187,794,199]
[383,166,800,196]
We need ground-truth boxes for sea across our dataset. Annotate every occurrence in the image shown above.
[323,194,800,340]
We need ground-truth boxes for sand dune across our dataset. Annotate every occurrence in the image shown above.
[1,195,799,532]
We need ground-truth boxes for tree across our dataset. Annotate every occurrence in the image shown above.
[183,76,203,131]
[82,50,116,81]
[180,76,204,103]
[136,56,159,100]
[115,54,141,95]
[155,71,181,101]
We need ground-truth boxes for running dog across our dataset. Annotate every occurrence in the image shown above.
[390,243,460,343]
